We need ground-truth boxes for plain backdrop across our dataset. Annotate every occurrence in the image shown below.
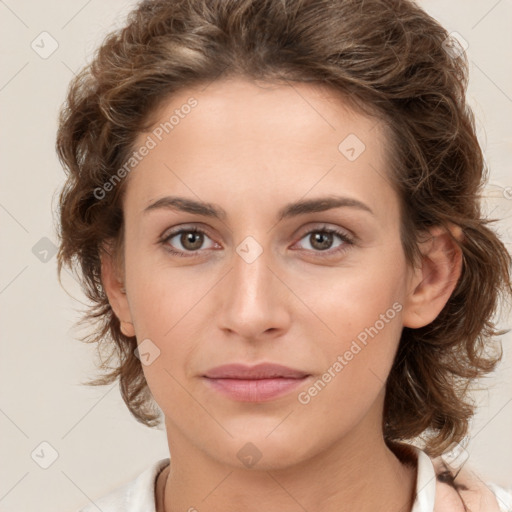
[0,1,511,511]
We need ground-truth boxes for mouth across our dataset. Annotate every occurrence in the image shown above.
[202,363,311,402]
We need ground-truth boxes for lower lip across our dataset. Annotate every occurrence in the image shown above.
[203,376,310,402]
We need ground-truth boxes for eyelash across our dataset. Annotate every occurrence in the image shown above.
[160,224,355,259]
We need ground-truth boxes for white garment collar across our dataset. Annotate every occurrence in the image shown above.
[411,446,437,512]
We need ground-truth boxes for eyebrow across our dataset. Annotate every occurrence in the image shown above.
[143,195,374,221]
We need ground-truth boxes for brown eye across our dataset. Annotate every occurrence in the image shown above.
[161,227,216,256]
[179,231,204,251]
[309,231,335,251]
[294,226,354,257]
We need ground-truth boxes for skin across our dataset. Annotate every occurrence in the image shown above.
[101,77,463,512]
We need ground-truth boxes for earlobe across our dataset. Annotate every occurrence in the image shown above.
[402,224,464,329]
[100,241,136,337]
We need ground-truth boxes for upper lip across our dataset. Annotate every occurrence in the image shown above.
[203,363,310,380]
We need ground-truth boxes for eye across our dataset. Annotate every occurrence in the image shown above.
[160,227,218,257]
[159,224,355,259]
[292,225,354,258]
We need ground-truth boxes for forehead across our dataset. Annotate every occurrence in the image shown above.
[142,77,382,151]
[124,77,396,222]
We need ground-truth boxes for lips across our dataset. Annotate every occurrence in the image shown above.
[203,363,310,380]
[202,363,311,402]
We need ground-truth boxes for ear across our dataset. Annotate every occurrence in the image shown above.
[100,240,136,337]
[402,224,464,329]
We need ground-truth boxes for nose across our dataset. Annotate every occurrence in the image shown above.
[216,238,292,341]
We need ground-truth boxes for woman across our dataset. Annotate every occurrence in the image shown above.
[55,0,512,511]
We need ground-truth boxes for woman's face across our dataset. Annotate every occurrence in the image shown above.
[113,77,421,468]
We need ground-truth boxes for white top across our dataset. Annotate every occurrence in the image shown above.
[77,448,512,512]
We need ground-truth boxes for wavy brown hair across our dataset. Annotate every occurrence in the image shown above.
[55,0,511,457]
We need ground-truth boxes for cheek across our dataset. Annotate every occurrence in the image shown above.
[294,294,404,439]
[291,247,407,405]
[125,243,209,338]
[124,260,215,386]
[293,245,407,348]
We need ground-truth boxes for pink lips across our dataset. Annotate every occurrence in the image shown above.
[203,363,311,402]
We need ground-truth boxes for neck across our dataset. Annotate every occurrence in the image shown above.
[157,418,417,512]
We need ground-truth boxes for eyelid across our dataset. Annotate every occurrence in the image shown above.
[159,223,215,242]
[294,222,355,242]
[158,227,216,259]
[290,224,355,258]
[159,225,217,248]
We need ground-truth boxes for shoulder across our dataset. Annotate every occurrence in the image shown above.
[76,458,170,512]
[430,454,512,512]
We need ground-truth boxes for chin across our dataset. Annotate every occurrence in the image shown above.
[208,427,318,471]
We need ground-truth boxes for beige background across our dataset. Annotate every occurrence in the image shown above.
[0,1,511,511]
